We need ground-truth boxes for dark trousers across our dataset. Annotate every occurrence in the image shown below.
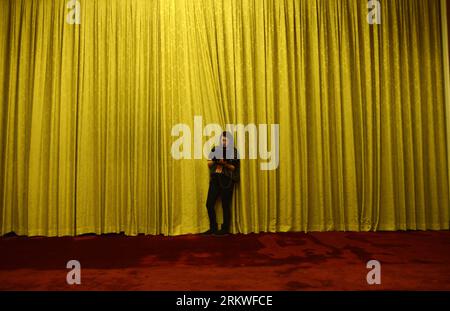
[206,173,234,232]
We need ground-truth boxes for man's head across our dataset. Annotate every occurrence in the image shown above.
[221,131,235,147]
[215,131,234,159]
[221,131,229,147]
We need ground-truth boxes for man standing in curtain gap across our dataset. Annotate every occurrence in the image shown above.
[204,131,240,236]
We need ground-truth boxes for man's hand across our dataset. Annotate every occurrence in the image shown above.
[208,159,235,172]
[221,160,235,172]
[215,164,223,173]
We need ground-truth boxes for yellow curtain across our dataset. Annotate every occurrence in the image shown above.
[0,0,449,236]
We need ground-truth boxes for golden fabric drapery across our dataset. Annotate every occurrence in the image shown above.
[0,0,449,236]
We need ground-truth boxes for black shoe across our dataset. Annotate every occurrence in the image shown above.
[214,229,229,236]
[202,229,216,235]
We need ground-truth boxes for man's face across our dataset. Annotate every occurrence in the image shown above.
[221,136,228,147]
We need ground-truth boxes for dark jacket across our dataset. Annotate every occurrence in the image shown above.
[208,146,240,183]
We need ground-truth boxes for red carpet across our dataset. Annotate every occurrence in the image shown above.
[1,231,450,290]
